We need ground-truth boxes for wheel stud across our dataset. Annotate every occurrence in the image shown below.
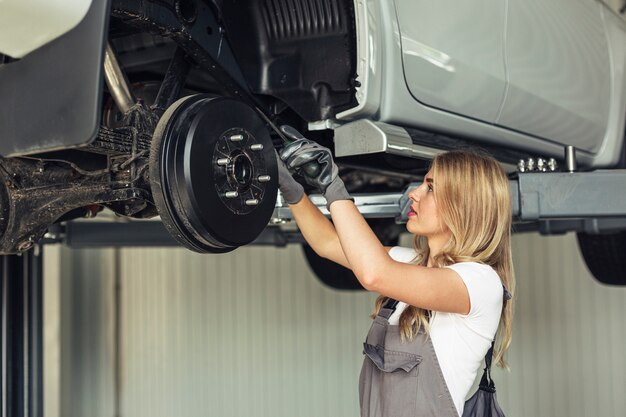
[229,134,244,142]
[250,144,264,151]
[217,158,230,166]
[257,175,271,183]
[225,191,239,198]
[245,199,259,206]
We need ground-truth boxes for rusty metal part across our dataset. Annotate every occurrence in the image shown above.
[0,155,153,254]
[151,46,191,116]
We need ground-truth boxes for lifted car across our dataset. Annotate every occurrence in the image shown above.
[0,0,625,285]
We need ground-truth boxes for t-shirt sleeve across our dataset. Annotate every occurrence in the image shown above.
[445,263,503,321]
[388,246,418,263]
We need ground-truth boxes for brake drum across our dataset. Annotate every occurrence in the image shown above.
[150,95,278,253]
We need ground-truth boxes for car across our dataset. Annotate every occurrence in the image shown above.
[0,0,625,285]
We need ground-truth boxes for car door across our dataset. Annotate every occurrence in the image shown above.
[497,0,612,152]
[394,0,507,123]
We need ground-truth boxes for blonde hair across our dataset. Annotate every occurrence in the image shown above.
[372,149,515,368]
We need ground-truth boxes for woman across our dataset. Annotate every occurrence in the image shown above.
[277,128,514,417]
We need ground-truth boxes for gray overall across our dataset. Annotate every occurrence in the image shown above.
[359,300,459,417]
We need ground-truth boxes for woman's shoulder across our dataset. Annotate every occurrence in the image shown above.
[445,262,501,286]
[447,261,497,273]
[445,262,504,313]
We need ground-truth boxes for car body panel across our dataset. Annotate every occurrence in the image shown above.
[0,0,92,58]
[339,0,626,168]
[498,0,611,153]
[395,0,507,123]
[599,5,626,164]
[339,0,593,164]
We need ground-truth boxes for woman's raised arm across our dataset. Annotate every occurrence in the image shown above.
[288,195,350,268]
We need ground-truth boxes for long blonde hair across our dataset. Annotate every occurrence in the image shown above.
[372,149,515,368]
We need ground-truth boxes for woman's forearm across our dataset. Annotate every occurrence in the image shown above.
[329,200,390,287]
[289,195,350,268]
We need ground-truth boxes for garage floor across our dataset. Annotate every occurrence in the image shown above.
[44,232,626,417]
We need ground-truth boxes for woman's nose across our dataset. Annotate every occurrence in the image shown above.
[409,186,421,201]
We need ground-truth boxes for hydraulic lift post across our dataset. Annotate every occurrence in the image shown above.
[1,247,43,417]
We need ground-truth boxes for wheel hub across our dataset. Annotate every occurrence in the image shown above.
[214,128,270,215]
[149,95,278,253]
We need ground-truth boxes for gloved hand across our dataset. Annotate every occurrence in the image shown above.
[275,150,305,204]
[279,126,352,209]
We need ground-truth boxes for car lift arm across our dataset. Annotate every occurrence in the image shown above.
[46,169,626,248]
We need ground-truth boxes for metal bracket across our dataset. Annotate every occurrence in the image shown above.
[334,119,444,160]
[514,170,626,220]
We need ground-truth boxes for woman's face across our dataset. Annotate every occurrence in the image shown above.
[406,170,450,239]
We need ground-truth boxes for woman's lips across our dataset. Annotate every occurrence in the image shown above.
[407,207,417,218]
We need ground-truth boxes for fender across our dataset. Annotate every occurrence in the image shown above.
[0,0,108,156]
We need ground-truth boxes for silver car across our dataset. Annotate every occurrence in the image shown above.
[0,0,625,285]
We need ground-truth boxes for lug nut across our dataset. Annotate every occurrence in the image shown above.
[217,158,230,166]
[257,175,271,183]
[225,191,239,198]
[245,199,259,206]
[526,158,536,171]
[250,144,264,151]
[229,134,244,142]
[517,159,526,173]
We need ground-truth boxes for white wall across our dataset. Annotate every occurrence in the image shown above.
[49,232,626,417]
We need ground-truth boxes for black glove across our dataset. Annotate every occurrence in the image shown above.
[279,127,352,209]
[275,151,305,204]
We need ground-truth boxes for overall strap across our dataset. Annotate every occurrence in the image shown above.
[480,283,509,390]
[378,298,399,320]
[479,340,496,392]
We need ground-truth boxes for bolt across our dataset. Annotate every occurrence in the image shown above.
[17,239,34,252]
[245,199,259,206]
[257,175,271,183]
[250,144,264,151]
[517,159,526,173]
[217,158,230,166]
[229,134,244,142]
[537,158,546,172]
[225,191,238,198]
[548,158,558,172]
[526,158,536,171]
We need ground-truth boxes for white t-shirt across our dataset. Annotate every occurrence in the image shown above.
[387,246,504,417]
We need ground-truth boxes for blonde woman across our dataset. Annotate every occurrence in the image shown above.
[277,128,514,417]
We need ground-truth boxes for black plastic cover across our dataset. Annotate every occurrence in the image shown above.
[216,0,357,121]
[0,0,110,157]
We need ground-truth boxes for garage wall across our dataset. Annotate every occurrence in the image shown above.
[52,232,626,417]
[57,248,117,417]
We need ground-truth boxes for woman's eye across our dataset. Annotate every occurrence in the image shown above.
[427,184,433,192]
